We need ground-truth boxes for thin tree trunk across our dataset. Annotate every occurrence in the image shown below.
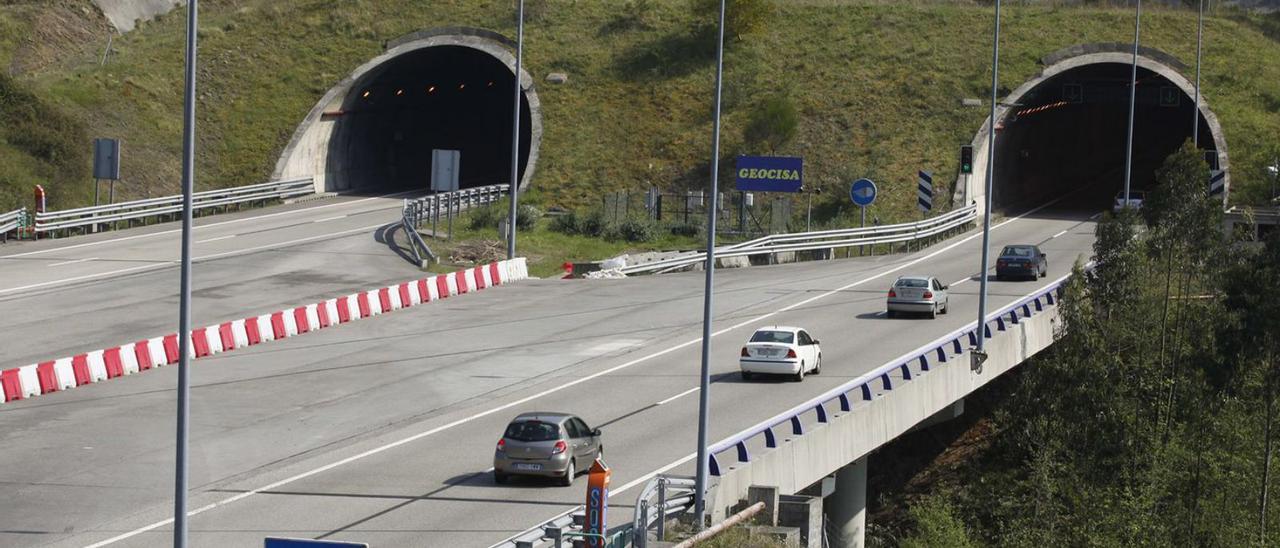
[1263,358,1274,546]
[1162,263,1196,446]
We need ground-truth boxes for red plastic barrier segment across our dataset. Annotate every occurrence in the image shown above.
[378,287,392,313]
[317,302,332,328]
[244,317,262,345]
[418,279,432,302]
[191,330,212,358]
[0,369,22,402]
[399,283,412,308]
[36,361,58,393]
[357,292,372,318]
[271,312,287,339]
[454,271,469,294]
[134,340,154,370]
[489,262,501,285]
[435,276,449,299]
[163,334,180,364]
[103,347,124,378]
[72,354,92,386]
[337,297,352,323]
[219,323,236,351]
[473,266,487,290]
[293,307,310,334]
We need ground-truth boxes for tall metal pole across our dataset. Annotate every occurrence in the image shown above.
[1123,0,1141,204]
[974,0,1000,360]
[173,0,198,546]
[506,0,524,260]
[693,0,727,529]
[1192,0,1204,147]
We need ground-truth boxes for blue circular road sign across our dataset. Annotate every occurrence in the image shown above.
[850,178,877,207]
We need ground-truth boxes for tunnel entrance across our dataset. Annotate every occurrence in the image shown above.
[275,29,541,194]
[957,46,1229,215]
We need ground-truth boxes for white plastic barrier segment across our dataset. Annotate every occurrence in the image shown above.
[231,319,251,348]
[146,338,167,367]
[17,365,39,398]
[388,287,403,310]
[407,282,422,305]
[516,257,529,279]
[254,315,275,342]
[324,299,341,325]
[53,358,75,390]
[463,269,477,293]
[282,311,300,337]
[425,277,441,301]
[481,265,494,287]
[344,294,361,321]
[305,304,321,331]
[121,343,141,375]
[445,275,458,297]
[365,290,381,316]
[205,326,224,354]
[86,350,108,382]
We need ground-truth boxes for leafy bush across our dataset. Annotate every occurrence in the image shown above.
[467,203,503,231]
[550,211,579,234]
[577,210,607,237]
[609,218,658,242]
[744,95,799,153]
[670,222,703,238]
[517,204,542,231]
[691,0,775,42]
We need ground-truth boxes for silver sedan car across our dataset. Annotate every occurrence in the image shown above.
[886,275,950,319]
[493,412,602,486]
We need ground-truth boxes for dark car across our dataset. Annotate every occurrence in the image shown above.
[493,412,602,486]
[996,245,1048,281]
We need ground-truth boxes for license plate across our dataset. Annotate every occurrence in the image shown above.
[514,463,542,471]
[759,348,782,357]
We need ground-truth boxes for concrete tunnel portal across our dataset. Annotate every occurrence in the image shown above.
[275,29,541,194]
[959,45,1230,213]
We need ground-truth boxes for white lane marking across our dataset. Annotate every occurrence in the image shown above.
[314,215,348,223]
[2,190,417,259]
[875,311,887,317]
[950,277,970,287]
[86,198,1079,547]
[47,257,96,267]
[614,453,698,495]
[196,235,236,244]
[656,387,700,406]
[1052,229,1069,238]
[0,223,387,296]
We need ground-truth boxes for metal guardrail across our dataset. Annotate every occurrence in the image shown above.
[1,208,25,238]
[704,267,1082,479]
[631,475,696,548]
[400,185,507,266]
[33,178,314,234]
[619,205,978,275]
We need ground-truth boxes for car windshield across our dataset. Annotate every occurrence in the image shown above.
[1001,246,1034,258]
[750,330,795,344]
[504,421,560,442]
[896,278,929,288]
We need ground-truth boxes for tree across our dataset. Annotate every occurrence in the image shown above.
[691,0,774,42]
[744,95,798,153]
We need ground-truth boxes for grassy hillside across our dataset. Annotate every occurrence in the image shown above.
[1,0,1278,223]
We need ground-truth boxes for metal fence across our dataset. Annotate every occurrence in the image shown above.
[32,178,314,236]
[401,185,508,266]
[618,204,978,275]
[1,208,26,242]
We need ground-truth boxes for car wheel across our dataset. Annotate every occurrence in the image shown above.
[1040,265,1048,278]
[941,301,949,314]
[813,355,821,375]
[793,364,805,382]
[560,459,576,487]
[928,305,937,319]
[494,471,508,485]
[741,371,753,381]
[886,310,896,319]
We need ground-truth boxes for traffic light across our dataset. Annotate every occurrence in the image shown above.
[960,145,974,174]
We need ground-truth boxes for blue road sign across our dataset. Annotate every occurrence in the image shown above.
[735,156,804,192]
[850,178,877,207]
[265,538,368,548]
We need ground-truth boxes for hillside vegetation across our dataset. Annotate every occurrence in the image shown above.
[1,0,1278,222]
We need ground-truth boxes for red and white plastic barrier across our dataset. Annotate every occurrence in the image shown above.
[0,258,529,404]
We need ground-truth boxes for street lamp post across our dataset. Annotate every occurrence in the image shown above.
[1123,0,1141,205]
[506,0,524,260]
[173,0,198,546]
[973,0,1001,369]
[693,0,727,529]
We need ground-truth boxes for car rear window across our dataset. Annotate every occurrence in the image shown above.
[1001,246,1033,257]
[895,278,928,288]
[750,330,794,344]
[504,421,561,442]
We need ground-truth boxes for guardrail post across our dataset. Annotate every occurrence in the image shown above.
[656,478,667,542]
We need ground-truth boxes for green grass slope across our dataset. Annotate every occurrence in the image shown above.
[1,0,1278,223]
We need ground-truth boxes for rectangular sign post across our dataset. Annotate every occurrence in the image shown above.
[430,149,461,192]
[584,458,612,548]
[917,170,934,213]
[93,138,122,219]
[1208,169,1226,200]
[735,156,803,193]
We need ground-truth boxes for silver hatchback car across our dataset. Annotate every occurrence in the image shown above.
[886,275,950,319]
[494,412,602,486]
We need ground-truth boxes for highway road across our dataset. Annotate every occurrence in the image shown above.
[0,192,430,369]
[0,198,1100,548]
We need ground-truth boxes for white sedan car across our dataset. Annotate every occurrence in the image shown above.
[887,275,950,319]
[739,326,821,382]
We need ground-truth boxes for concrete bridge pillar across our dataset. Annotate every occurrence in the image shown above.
[825,456,867,548]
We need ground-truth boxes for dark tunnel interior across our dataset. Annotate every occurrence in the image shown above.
[326,46,532,192]
[992,63,1214,212]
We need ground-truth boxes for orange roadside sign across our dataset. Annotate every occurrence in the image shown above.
[583,458,611,548]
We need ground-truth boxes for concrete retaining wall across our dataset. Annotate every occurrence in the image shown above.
[708,304,1062,521]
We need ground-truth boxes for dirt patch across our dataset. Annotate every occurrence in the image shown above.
[5,1,111,76]
[448,239,504,265]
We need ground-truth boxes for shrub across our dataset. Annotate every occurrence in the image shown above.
[577,210,607,237]
[744,95,799,153]
[550,211,579,234]
[610,218,658,242]
[517,204,542,231]
[670,222,703,238]
[691,0,775,42]
[467,203,503,231]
